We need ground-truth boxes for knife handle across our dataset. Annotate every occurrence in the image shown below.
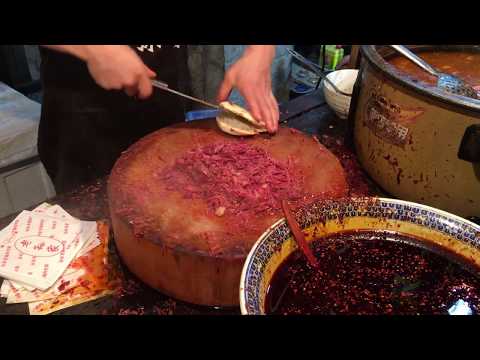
[185,109,220,122]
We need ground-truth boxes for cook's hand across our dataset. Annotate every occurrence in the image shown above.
[217,45,279,134]
[84,45,157,99]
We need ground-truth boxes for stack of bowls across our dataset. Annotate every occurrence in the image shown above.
[323,69,359,119]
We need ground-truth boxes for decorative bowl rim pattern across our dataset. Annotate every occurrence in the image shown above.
[239,197,480,315]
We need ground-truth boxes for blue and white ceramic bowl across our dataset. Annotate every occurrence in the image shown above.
[239,197,480,315]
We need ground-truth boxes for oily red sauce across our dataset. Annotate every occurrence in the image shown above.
[388,51,480,89]
[265,230,480,315]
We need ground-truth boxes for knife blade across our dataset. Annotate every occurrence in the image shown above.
[151,80,219,110]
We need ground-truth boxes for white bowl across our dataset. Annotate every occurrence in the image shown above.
[323,69,359,119]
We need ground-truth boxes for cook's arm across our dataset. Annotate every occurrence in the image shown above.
[40,45,156,99]
[41,45,92,61]
[217,45,279,134]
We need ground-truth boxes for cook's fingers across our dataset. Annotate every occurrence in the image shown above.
[250,89,275,133]
[244,93,264,128]
[259,95,274,133]
[145,65,157,78]
[124,85,138,97]
[268,92,279,133]
[260,102,274,132]
[137,74,153,99]
[217,76,234,103]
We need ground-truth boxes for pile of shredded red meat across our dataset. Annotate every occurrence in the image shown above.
[160,142,305,217]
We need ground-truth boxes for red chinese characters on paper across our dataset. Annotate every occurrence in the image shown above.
[20,239,31,248]
[37,219,45,236]
[47,245,60,253]
[58,241,66,263]
[72,234,80,248]
[25,216,32,232]
[34,242,45,251]
[42,264,49,278]
[11,219,19,236]
[1,246,11,267]
[15,236,63,257]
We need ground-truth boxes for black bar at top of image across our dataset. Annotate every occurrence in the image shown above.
[1,7,478,44]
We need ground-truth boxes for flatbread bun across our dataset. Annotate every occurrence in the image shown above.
[216,102,267,136]
[219,101,265,127]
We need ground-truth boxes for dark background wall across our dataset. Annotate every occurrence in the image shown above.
[0,45,42,102]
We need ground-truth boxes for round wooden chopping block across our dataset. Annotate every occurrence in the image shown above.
[108,120,348,307]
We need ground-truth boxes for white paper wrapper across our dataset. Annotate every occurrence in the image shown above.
[28,290,112,315]
[28,220,116,315]
[31,203,54,215]
[40,204,75,221]
[0,203,102,304]
[0,210,95,290]
[1,204,51,293]
[0,279,10,297]
[6,225,100,294]
[5,279,35,292]
[5,230,100,304]
[6,268,86,304]
[76,232,101,258]
[0,233,100,298]
[4,235,99,295]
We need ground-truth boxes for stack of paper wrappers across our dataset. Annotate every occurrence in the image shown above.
[0,203,119,314]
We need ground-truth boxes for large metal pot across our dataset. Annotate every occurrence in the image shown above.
[351,45,480,218]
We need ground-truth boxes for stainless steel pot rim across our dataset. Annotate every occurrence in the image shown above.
[361,45,480,114]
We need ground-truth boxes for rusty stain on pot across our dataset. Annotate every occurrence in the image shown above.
[363,89,426,148]
[413,173,424,185]
[383,154,399,169]
[396,168,404,185]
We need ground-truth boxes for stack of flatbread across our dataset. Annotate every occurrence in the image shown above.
[216,101,267,136]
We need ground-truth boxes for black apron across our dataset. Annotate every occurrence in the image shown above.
[38,45,191,194]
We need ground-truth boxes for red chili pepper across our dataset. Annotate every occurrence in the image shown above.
[281,200,319,268]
